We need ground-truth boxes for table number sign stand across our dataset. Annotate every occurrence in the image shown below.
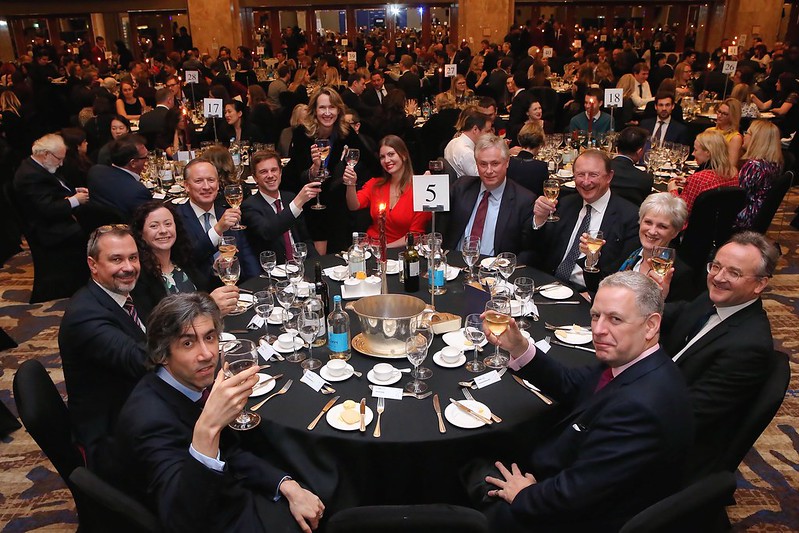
[604,88,623,132]
[413,174,450,310]
[721,60,738,100]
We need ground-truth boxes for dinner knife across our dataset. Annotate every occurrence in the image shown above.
[449,398,493,425]
[433,394,446,433]
[307,396,340,431]
[251,373,283,393]
[512,375,554,405]
[550,339,597,353]
[359,398,366,432]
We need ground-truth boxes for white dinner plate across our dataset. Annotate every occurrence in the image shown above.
[271,264,301,278]
[326,403,374,431]
[444,400,492,429]
[554,329,593,345]
[366,369,402,386]
[320,364,355,382]
[539,285,574,300]
[250,374,277,397]
[442,329,488,352]
[480,257,512,269]
[562,181,576,188]
[432,351,466,368]
[341,251,373,261]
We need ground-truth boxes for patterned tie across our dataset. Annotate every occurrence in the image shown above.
[202,212,212,233]
[555,205,592,282]
[653,121,664,146]
[123,295,145,331]
[275,199,294,261]
[594,367,614,393]
[469,191,491,241]
[196,387,210,407]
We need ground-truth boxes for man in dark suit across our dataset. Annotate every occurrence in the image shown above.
[442,134,534,263]
[342,72,375,119]
[640,92,689,146]
[58,225,148,474]
[505,72,535,144]
[87,134,152,221]
[610,126,655,206]
[469,271,693,532]
[531,149,640,289]
[362,71,388,108]
[137,87,173,147]
[488,57,513,106]
[115,293,325,532]
[507,125,548,196]
[396,54,421,102]
[175,159,260,281]
[242,150,320,264]
[661,231,777,477]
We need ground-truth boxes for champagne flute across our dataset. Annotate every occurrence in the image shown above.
[254,290,276,344]
[224,184,246,229]
[543,179,560,222]
[461,236,481,282]
[312,138,330,210]
[222,339,260,430]
[260,250,277,288]
[584,230,605,273]
[404,335,429,393]
[483,298,511,369]
[217,256,241,286]
[219,235,237,260]
[299,311,322,370]
[283,306,305,363]
[464,313,486,373]
[651,246,676,278]
[346,148,360,169]
[513,277,535,330]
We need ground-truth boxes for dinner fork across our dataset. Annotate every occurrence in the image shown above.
[373,397,385,437]
[251,379,293,411]
[462,387,503,423]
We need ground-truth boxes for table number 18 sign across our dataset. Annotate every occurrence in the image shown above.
[604,88,624,108]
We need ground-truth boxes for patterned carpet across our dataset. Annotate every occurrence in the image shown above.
[0,192,797,532]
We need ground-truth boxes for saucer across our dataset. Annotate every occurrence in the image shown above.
[250,374,277,397]
[367,369,402,386]
[557,169,574,178]
[271,265,288,278]
[219,332,237,342]
[320,364,355,382]
[442,329,488,352]
[341,251,372,261]
[539,285,574,300]
[228,293,254,315]
[444,400,492,429]
[433,351,466,368]
[562,180,576,188]
[326,403,374,431]
[554,329,593,345]
[267,308,286,325]
[272,338,304,353]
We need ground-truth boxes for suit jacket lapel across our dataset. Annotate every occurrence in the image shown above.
[88,282,146,340]
[494,181,514,252]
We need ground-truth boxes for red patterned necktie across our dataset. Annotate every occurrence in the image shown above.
[469,191,491,241]
[274,199,294,261]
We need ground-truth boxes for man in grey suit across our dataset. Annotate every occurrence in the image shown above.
[610,127,655,206]
[87,133,152,221]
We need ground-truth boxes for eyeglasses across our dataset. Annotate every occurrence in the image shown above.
[706,261,766,281]
[166,83,178,88]
[47,150,65,162]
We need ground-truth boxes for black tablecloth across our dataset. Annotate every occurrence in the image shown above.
[229,252,595,510]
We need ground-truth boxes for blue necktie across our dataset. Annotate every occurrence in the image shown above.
[556,205,592,282]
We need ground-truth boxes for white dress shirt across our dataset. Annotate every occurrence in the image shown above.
[461,179,507,256]
[632,80,654,108]
[559,188,611,287]
[189,201,221,246]
[444,134,478,178]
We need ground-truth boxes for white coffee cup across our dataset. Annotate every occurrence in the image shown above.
[440,346,462,364]
[326,359,348,377]
[277,333,295,348]
[295,281,311,297]
[332,265,348,279]
[373,363,397,381]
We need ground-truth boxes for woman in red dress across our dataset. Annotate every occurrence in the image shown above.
[344,135,431,247]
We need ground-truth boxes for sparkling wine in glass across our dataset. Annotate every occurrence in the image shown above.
[346,148,360,169]
[464,313,486,373]
[254,290,276,344]
[651,246,676,278]
[312,139,330,210]
[222,339,261,430]
[217,256,241,286]
[543,179,560,222]
[224,184,246,229]
[299,311,322,370]
[584,230,605,273]
[483,298,511,369]
[404,335,429,393]
[461,236,481,282]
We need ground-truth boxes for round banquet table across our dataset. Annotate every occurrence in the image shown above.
[229,252,596,512]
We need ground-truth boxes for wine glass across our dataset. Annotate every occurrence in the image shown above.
[413,320,434,380]
[222,339,260,430]
[260,250,277,288]
[368,236,384,275]
[543,179,561,223]
[218,236,237,259]
[299,311,322,370]
[513,277,535,330]
[494,252,516,287]
[312,138,330,210]
[286,258,305,290]
[275,279,296,331]
[483,298,511,369]
[254,290,276,344]
[478,265,499,296]
[217,256,241,286]
[282,306,305,363]
[584,230,605,274]
[404,334,429,393]
[346,148,360,169]
[651,246,676,278]
[292,242,308,264]
[224,184,246,229]
[461,236,481,282]
[464,313,486,373]
[428,159,444,173]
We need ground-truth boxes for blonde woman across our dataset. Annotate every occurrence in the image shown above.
[323,66,344,93]
[736,120,784,229]
[466,55,487,92]
[278,103,307,157]
[705,98,743,165]
[448,74,474,103]
[616,74,639,125]
[672,62,694,100]
[669,130,738,216]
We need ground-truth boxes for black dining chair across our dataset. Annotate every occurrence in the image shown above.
[325,504,490,533]
[619,470,736,533]
[750,170,794,234]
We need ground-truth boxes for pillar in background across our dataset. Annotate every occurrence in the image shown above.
[0,19,15,62]
[721,0,785,47]
[187,0,243,56]
[458,0,513,49]
[91,13,106,42]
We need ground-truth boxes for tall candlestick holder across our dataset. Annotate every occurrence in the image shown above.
[378,204,388,294]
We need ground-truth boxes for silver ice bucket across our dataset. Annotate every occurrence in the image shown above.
[349,295,427,356]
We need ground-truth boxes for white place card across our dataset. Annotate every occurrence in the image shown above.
[371,385,404,400]
[573,40,581,49]
[534,338,552,353]
[152,192,166,200]
[257,343,277,362]
[300,370,325,392]
[474,370,502,389]
[600,34,607,42]
[105,51,113,60]
[727,45,739,57]
[177,151,193,161]
[248,315,265,329]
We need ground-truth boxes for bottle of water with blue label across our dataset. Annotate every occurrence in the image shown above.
[327,295,351,360]
[427,250,447,295]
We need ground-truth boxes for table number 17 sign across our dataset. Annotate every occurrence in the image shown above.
[203,98,224,118]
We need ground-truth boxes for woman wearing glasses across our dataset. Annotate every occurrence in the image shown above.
[704,98,743,166]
